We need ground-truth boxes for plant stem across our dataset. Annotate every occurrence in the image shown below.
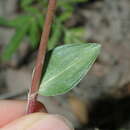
[26,0,57,114]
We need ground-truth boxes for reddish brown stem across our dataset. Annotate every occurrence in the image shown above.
[26,0,57,114]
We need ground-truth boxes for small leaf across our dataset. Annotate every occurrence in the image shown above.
[2,24,29,60]
[37,13,44,29]
[39,43,101,96]
[48,22,62,50]
[64,28,85,44]
[58,0,86,7]
[29,18,40,48]
[0,15,30,28]
[24,7,40,14]
[0,17,13,27]
[21,0,34,8]
[69,0,87,3]
[58,11,73,22]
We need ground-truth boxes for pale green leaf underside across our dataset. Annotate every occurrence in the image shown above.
[39,43,101,96]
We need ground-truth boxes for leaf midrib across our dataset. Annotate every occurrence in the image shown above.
[43,57,79,86]
[42,47,97,87]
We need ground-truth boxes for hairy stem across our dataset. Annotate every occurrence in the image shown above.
[26,0,57,114]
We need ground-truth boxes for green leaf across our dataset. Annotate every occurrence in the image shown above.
[58,11,73,22]
[64,28,85,44]
[48,22,62,50]
[23,7,40,14]
[37,13,44,29]
[2,24,29,60]
[68,0,87,3]
[29,18,40,48]
[39,43,101,96]
[21,0,34,8]
[0,15,30,28]
[58,0,86,7]
[0,17,13,27]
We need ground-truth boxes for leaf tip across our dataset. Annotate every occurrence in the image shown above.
[90,43,101,55]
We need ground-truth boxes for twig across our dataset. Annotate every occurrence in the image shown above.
[26,0,57,114]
